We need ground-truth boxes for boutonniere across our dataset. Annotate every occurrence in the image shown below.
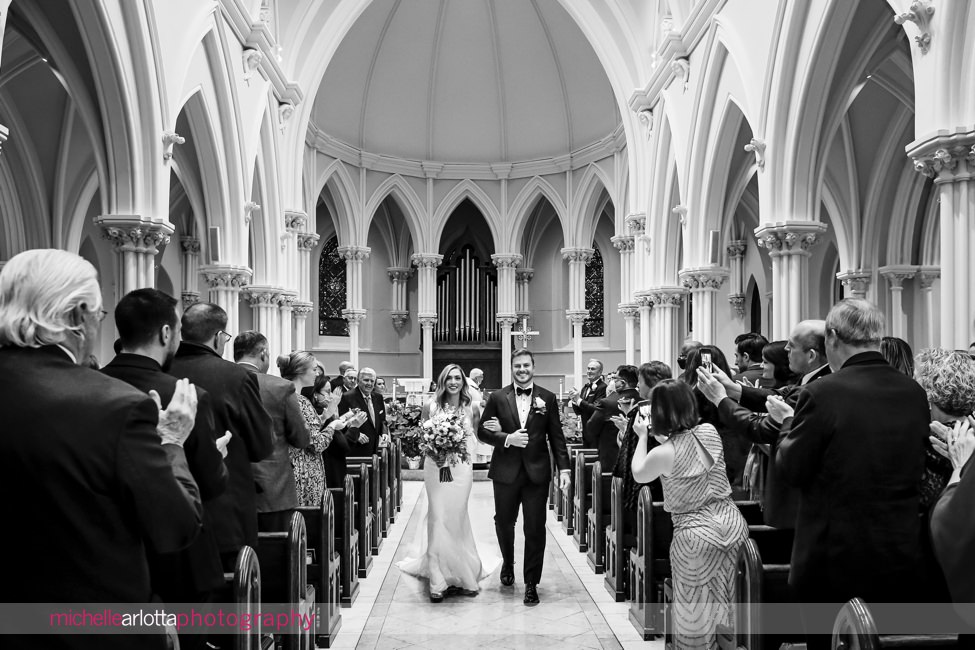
[533,396,547,415]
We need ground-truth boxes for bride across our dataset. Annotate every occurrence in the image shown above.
[396,364,501,602]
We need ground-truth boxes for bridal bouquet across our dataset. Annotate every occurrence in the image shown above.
[420,410,470,482]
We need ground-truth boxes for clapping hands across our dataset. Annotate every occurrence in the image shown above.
[946,416,975,470]
[766,395,794,423]
[150,379,197,447]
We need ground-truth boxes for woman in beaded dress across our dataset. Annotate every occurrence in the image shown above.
[631,379,748,650]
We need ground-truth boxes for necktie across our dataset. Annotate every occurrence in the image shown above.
[516,386,532,397]
[366,394,376,425]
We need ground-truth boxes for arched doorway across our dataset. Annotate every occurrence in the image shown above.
[433,199,500,386]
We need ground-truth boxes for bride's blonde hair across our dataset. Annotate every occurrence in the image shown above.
[434,363,472,409]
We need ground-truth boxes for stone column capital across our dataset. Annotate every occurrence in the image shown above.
[95,215,175,252]
[643,286,688,308]
[491,253,523,269]
[679,267,729,290]
[179,236,201,255]
[387,267,414,282]
[292,301,314,317]
[754,221,828,256]
[728,294,746,318]
[907,127,975,182]
[496,315,519,327]
[836,269,872,294]
[284,210,308,232]
[878,265,918,288]
[411,253,444,269]
[337,246,370,261]
[726,240,747,259]
[516,268,535,283]
[181,292,201,307]
[611,235,635,253]
[245,285,281,307]
[418,313,439,327]
[618,303,640,318]
[916,265,940,289]
[199,264,252,289]
[560,247,594,264]
[565,309,590,326]
[390,311,410,329]
[277,291,297,308]
[626,212,647,234]
[341,308,367,323]
[297,233,320,251]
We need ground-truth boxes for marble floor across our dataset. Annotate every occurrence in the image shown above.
[329,480,663,649]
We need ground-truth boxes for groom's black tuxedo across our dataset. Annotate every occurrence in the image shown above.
[478,384,571,484]
[478,383,570,585]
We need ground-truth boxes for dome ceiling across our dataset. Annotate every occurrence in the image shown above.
[311,0,620,165]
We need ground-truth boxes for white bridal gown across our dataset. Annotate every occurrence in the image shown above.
[396,402,500,593]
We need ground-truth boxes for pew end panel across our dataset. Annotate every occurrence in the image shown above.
[572,450,599,552]
[345,461,374,577]
[297,490,342,648]
[587,462,613,574]
[831,598,958,650]
[604,476,629,602]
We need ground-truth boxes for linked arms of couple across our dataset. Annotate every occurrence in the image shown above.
[479,416,571,490]
[151,378,232,457]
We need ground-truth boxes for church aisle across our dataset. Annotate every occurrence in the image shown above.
[333,480,662,650]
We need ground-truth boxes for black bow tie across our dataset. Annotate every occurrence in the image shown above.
[516,387,532,397]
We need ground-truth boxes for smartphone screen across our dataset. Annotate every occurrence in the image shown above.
[639,403,651,418]
[701,351,712,371]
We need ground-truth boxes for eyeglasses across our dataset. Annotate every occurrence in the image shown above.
[217,330,233,342]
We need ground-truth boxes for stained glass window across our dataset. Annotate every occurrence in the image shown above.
[319,236,349,336]
[584,245,604,337]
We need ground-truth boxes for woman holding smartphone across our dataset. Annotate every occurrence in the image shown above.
[630,379,748,649]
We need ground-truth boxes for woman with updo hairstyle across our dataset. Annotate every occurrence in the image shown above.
[278,351,335,507]
[630,379,748,649]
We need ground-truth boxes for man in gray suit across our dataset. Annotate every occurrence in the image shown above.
[234,331,309,531]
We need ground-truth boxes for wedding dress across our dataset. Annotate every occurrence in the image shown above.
[396,401,500,593]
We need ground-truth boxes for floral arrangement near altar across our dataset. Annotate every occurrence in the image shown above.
[559,400,583,444]
[386,401,423,460]
[420,410,471,482]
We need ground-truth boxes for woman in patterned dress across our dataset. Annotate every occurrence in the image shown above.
[630,379,748,649]
[278,351,334,507]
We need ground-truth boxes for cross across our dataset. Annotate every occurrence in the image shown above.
[512,317,540,344]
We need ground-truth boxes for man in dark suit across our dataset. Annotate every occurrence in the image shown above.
[168,302,273,570]
[570,358,607,443]
[585,364,638,470]
[477,348,571,605]
[696,320,830,529]
[328,360,354,392]
[234,331,309,530]
[732,332,770,386]
[338,366,388,457]
[103,288,229,650]
[0,250,201,650]
[775,299,929,649]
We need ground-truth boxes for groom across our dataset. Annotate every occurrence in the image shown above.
[477,348,571,605]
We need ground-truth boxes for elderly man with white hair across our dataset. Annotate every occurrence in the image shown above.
[338,366,389,458]
[0,249,202,650]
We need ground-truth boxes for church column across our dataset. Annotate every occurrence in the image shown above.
[292,301,313,350]
[179,237,201,307]
[492,254,523,386]
[278,292,296,357]
[412,253,443,382]
[836,270,872,300]
[199,265,252,359]
[917,267,940,349]
[387,267,413,330]
[296,231,320,305]
[626,213,648,296]
[878,266,916,340]
[619,303,640,365]
[647,288,687,369]
[726,240,747,320]
[561,247,594,389]
[95,216,174,295]
[755,222,828,338]
[634,291,653,364]
[245,286,280,353]
[338,246,370,368]
[284,211,306,294]
[679,267,729,344]
[909,131,975,348]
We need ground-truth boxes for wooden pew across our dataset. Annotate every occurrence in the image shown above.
[256,511,317,650]
[628,486,673,640]
[297,490,342,648]
[587,460,613,574]
[383,445,396,526]
[327,476,360,607]
[548,448,558,511]
[555,442,584,521]
[562,445,594,535]
[604,476,631,602]
[735,536,802,650]
[345,461,374,578]
[394,438,403,513]
[831,598,958,649]
[572,449,599,551]
[214,545,273,650]
[377,447,391,537]
[347,455,382,555]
